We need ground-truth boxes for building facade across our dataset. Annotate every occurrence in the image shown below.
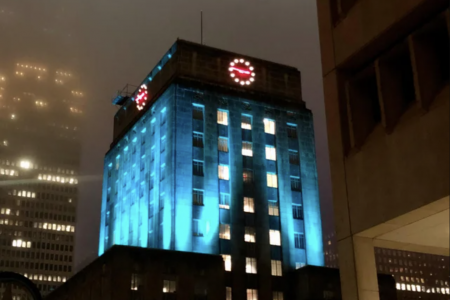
[98,40,323,300]
[316,0,449,300]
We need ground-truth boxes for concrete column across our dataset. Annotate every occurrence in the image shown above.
[338,236,379,300]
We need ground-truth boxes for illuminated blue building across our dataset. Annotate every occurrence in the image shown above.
[99,40,323,299]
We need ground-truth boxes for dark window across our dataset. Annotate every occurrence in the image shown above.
[193,105,204,120]
[294,233,305,249]
[193,160,204,176]
[193,132,204,148]
[292,204,303,220]
[287,125,297,138]
[243,169,253,183]
[193,190,204,206]
[289,151,299,165]
[290,177,301,191]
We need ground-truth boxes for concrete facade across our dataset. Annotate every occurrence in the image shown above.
[316,0,449,300]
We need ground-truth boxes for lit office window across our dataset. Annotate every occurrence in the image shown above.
[193,219,203,236]
[265,146,276,161]
[243,197,255,213]
[130,273,142,291]
[242,141,253,157]
[193,189,204,206]
[287,124,297,138]
[292,204,303,219]
[193,132,204,148]
[226,287,232,300]
[243,169,253,183]
[222,255,232,271]
[267,173,278,188]
[219,224,231,240]
[241,226,256,244]
[241,115,252,130]
[247,289,258,300]
[193,160,204,176]
[273,291,284,300]
[291,176,301,191]
[264,119,275,134]
[193,104,204,120]
[218,110,228,126]
[219,193,230,209]
[289,150,299,165]
[218,137,229,152]
[268,201,279,216]
[245,257,257,274]
[218,165,230,180]
[294,233,305,249]
[269,230,281,246]
[163,280,176,293]
[271,260,282,276]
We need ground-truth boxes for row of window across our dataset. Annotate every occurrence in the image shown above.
[1,248,73,262]
[1,259,72,272]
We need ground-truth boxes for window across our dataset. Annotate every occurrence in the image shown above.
[159,193,165,209]
[242,142,253,157]
[245,227,256,243]
[163,280,176,293]
[161,136,166,153]
[265,146,276,161]
[246,257,257,274]
[243,169,253,183]
[269,230,281,246]
[219,224,230,240]
[131,273,142,291]
[294,233,305,249]
[291,177,301,191]
[273,292,284,300]
[218,110,228,125]
[160,108,167,125]
[193,189,204,206]
[222,255,232,271]
[151,147,156,162]
[264,119,275,134]
[241,115,252,130]
[289,150,299,165]
[193,105,204,120]
[295,262,305,269]
[267,173,278,188]
[271,260,282,276]
[160,164,166,181]
[219,193,230,209]
[218,165,229,180]
[292,204,303,219]
[193,219,203,236]
[218,137,228,152]
[226,287,232,300]
[193,132,204,148]
[243,197,254,213]
[247,289,258,300]
[287,124,297,138]
[268,201,279,216]
[193,160,204,176]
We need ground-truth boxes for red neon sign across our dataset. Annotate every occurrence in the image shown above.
[135,84,148,111]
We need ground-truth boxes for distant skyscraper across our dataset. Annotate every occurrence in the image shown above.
[98,40,324,300]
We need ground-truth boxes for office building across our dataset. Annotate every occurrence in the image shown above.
[316,1,449,300]
[98,39,323,300]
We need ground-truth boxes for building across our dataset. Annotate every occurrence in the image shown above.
[98,39,324,300]
[316,0,449,300]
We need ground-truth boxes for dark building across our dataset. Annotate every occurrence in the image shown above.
[97,40,324,300]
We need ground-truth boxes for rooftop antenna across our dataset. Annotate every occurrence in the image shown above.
[200,11,203,45]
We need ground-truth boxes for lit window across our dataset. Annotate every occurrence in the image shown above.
[273,291,284,300]
[219,224,231,240]
[163,280,176,293]
[19,160,32,169]
[218,137,228,152]
[243,197,254,213]
[265,146,276,161]
[295,262,305,269]
[267,173,278,188]
[291,176,301,191]
[287,124,297,138]
[271,260,282,276]
[243,169,253,183]
[244,227,256,243]
[131,273,142,291]
[245,257,257,274]
[269,230,281,246]
[226,287,232,300]
[292,204,303,219]
[193,219,203,236]
[193,189,204,206]
[264,119,275,134]
[222,255,232,271]
[219,193,230,209]
[218,165,229,180]
[294,233,305,249]
[241,115,252,130]
[289,150,299,165]
[268,201,279,216]
[247,289,258,300]
[193,132,204,148]
[218,110,228,125]
[193,104,204,120]
[242,141,253,157]
[193,160,204,176]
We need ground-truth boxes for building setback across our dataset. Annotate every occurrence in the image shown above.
[98,40,324,300]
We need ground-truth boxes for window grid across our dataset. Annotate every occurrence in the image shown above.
[271,260,282,276]
[222,255,232,271]
[193,132,204,148]
[219,224,231,240]
[241,115,252,130]
[193,219,203,236]
[193,105,204,120]
[292,204,303,220]
[289,150,299,165]
[217,110,228,126]
[218,137,229,152]
[193,160,204,176]
[243,169,253,184]
[268,201,279,216]
[219,193,230,209]
[242,141,253,157]
[243,197,255,213]
[265,146,276,161]
[218,165,230,180]
[193,189,204,206]
[273,291,284,300]
[287,124,297,138]
[247,289,258,300]
[244,227,256,243]
[291,176,301,191]
[163,280,176,293]
[245,257,257,274]
[267,173,278,188]
[294,233,305,249]
[264,119,275,134]
[269,230,281,246]
[226,287,232,300]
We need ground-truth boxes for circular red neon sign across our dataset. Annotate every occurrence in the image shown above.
[229,59,255,86]
[135,84,148,111]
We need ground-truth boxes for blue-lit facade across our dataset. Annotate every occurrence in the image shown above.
[99,40,323,299]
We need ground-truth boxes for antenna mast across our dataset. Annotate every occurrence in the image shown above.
[200,11,203,45]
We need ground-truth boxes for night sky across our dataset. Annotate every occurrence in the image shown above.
[1,0,333,270]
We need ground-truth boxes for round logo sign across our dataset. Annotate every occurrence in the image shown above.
[229,59,255,86]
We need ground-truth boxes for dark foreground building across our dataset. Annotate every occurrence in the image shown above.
[96,40,324,300]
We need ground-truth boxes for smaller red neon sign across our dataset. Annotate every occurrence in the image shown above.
[229,59,255,86]
[135,84,148,111]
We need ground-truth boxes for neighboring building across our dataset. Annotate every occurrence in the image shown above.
[45,245,226,300]
[316,1,449,300]
[98,39,324,300]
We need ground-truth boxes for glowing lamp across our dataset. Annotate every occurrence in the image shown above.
[229,59,255,86]
[135,84,148,111]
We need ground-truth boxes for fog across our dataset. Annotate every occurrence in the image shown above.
[0,0,332,271]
